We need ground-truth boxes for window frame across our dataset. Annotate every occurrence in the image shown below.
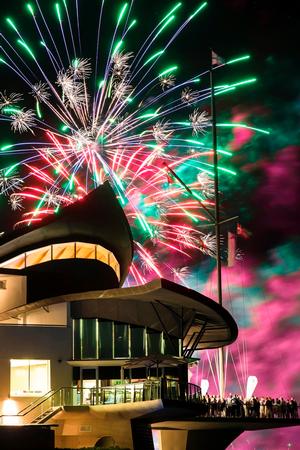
[10,359,51,397]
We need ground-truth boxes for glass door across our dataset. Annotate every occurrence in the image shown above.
[79,367,99,404]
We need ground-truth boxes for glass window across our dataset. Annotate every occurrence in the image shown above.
[96,245,108,264]
[0,254,26,270]
[76,242,96,259]
[99,320,113,359]
[110,254,120,280]
[114,323,129,358]
[81,319,97,359]
[147,329,162,354]
[26,246,51,267]
[53,242,75,260]
[10,359,50,397]
[163,334,179,356]
[0,242,120,281]
[130,326,146,357]
[73,319,82,359]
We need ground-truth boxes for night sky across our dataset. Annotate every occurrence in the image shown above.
[1,1,300,449]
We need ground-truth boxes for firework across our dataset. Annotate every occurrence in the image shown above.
[0,1,260,284]
[9,194,24,211]
[0,169,24,195]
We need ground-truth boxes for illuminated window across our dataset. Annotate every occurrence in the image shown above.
[110,255,120,280]
[10,359,50,397]
[96,245,108,264]
[26,246,51,267]
[76,242,96,259]
[0,242,120,280]
[0,254,25,270]
[53,242,75,260]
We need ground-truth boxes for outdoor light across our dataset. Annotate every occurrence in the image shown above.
[201,379,209,396]
[2,398,19,425]
[246,375,258,399]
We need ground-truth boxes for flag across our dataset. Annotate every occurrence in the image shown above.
[227,231,236,267]
[166,172,173,184]
[237,223,251,239]
[211,50,225,67]
[162,162,174,184]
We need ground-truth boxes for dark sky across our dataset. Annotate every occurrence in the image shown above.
[0,0,298,101]
[0,1,298,67]
[0,0,299,233]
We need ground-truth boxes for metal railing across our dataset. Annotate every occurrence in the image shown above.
[2,382,297,425]
[0,380,200,425]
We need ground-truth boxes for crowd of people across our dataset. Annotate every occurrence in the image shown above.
[194,394,299,419]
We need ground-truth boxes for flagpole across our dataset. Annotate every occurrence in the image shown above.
[210,59,225,400]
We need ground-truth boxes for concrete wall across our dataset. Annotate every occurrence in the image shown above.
[50,400,163,449]
[0,322,72,414]
[160,430,188,450]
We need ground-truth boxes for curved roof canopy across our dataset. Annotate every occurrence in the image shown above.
[0,278,238,350]
[0,182,133,283]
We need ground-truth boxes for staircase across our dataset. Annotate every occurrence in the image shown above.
[30,406,62,424]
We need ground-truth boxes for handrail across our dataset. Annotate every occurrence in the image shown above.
[0,380,198,418]
[1,381,298,425]
[0,381,168,423]
[14,389,57,416]
[0,387,66,423]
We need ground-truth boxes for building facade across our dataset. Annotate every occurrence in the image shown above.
[0,182,241,449]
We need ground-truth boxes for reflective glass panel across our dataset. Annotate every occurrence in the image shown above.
[147,330,162,354]
[81,319,97,359]
[99,320,113,359]
[114,323,129,358]
[163,335,179,356]
[73,319,81,359]
[130,326,146,357]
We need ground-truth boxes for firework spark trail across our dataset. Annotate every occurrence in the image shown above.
[0,1,263,282]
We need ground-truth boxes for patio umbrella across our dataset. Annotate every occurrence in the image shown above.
[124,354,192,377]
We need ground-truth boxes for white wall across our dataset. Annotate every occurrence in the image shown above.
[0,274,26,313]
[24,303,67,326]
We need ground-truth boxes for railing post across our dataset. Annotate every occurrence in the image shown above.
[95,386,99,405]
[80,387,83,405]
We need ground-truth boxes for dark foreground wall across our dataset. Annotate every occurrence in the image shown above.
[0,425,55,450]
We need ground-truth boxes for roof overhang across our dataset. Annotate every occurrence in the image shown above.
[0,278,238,350]
[0,182,133,284]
